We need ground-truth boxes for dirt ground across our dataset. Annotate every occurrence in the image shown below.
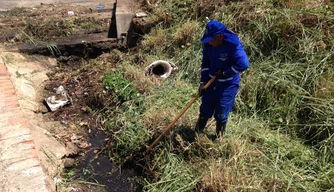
[0,1,117,44]
[0,0,101,11]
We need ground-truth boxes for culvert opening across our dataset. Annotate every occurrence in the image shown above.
[152,64,167,76]
[145,60,178,79]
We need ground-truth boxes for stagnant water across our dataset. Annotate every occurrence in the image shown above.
[70,128,142,192]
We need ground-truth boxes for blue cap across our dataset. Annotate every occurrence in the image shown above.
[201,20,227,43]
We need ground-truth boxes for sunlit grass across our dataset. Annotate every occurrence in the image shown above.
[100,0,334,191]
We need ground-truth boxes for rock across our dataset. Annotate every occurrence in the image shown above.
[70,134,83,144]
[132,18,146,34]
[78,142,91,149]
[79,122,88,126]
[65,142,80,157]
[94,149,100,154]
[63,158,75,168]
[48,58,58,66]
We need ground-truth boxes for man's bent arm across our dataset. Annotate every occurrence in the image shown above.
[224,45,249,77]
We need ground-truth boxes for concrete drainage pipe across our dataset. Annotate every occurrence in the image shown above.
[145,60,178,79]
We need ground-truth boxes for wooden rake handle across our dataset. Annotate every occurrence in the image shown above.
[145,76,217,153]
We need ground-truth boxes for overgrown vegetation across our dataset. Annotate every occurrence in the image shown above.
[97,0,334,191]
[15,0,331,191]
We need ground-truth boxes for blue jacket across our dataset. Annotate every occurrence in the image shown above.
[201,41,249,85]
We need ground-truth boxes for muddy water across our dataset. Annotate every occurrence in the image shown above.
[72,129,142,192]
[39,52,143,191]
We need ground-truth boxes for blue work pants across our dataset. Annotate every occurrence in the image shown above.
[200,83,238,123]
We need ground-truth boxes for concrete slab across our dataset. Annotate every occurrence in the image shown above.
[116,13,134,38]
[115,0,139,38]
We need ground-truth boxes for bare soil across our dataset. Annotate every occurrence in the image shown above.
[45,54,141,192]
[0,1,116,42]
[44,54,115,142]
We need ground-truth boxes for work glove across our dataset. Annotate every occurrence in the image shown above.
[198,82,206,96]
[214,70,227,79]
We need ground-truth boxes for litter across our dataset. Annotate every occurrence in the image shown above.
[44,85,72,112]
[67,11,75,15]
[96,5,105,9]
[135,12,148,18]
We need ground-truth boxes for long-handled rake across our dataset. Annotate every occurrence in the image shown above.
[125,76,216,176]
[144,75,217,153]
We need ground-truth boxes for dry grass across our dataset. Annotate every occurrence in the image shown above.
[316,71,334,99]
[141,28,172,53]
[144,106,178,134]
[123,64,162,94]
[193,138,258,191]
[198,160,228,192]
[174,20,201,46]
[99,0,334,191]
[195,0,224,18]
[135,8,172,34]
[189,117,321,191]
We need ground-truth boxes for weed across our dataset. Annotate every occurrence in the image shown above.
[96,0,334,191]
[19,31,61,56]
[122,64,162,94]
[143,150,199,192]
[23,17,74,40]
[74,17,105,33]
[7,7,27,16]
[46,44,61,56]
[103,71,140,102]
[174,20,201,46]
[15,70,25,78]
[141,27,174,54]
[4,55,14,64]
[40,147,57,166]
[86,106,93,114]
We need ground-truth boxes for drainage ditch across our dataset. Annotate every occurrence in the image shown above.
[41,44,143,191]
[72,129,141,192]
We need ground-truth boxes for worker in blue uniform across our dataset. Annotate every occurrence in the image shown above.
[195,20,250,138]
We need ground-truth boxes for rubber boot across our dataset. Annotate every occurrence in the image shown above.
[195,117,208,133]
[216,121,227,138]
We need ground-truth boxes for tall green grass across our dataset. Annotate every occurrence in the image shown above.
[100,0,334,191]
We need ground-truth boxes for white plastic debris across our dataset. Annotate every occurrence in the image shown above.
[44,85,71,112]
[67,11,75,15]
[54,177,62,185]
[135,12,148,18]
[55,85,66,95]
[145,60,178,79]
